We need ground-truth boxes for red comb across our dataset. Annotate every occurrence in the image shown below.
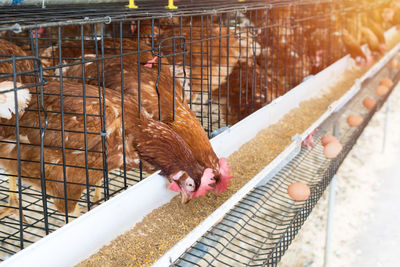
[215,158,233,193]
[193,168,215,197]
[130,24,136,34]
[144,56,158,68]
[168,181,181,192]
[33,27,44,38]
[302,128,318,148]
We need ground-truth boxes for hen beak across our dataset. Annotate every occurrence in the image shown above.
[180,191,191,204]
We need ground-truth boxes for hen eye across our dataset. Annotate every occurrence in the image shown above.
[185,177,195,191]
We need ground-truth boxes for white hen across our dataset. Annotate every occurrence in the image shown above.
[0,81,31,120]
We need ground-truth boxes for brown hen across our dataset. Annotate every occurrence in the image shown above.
[136,17,261,102]
[0,80,214,221]
[216,62,286,125]
[63,47,232,197]
[0,81,130,219]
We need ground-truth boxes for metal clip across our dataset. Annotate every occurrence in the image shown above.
[166,0,178,10]
[210,126,230,138]
[126,0,138,9]
[104,16,112,25]
[291,134,303,144]
[11,23,22,34]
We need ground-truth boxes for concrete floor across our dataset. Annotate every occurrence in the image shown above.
[352,143,400,267]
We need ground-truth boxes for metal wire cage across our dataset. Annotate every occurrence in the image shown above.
[0,0,391,260]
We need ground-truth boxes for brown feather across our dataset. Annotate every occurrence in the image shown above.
[133,116,204,188]
[63,46,219,173]
[361,26,381,54]
[0,81,138,213]
[0,79,210,213]
[342,29,367,60]
[0,39,36,84]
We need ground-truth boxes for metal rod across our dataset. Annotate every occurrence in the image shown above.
[324,122,339,267]
[0,0,126,5]
[382,95,391,153]
[323,174,336,267]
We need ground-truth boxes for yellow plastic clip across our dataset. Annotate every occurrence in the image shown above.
[126,0,138,9]
[165,0,178,9]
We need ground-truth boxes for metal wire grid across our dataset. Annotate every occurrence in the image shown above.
[0,168,145,259]
[0,57,148,258]
[174,64,400,266]
[0,4,346,131]
[0,1,375,130]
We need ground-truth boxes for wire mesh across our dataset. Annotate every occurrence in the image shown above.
[0,0,397,261]
[174,61,400,266]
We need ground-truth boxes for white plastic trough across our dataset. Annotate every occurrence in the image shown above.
[2,28,400,267]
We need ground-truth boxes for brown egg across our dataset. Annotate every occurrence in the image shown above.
[375,85,389,96]
[397,62,400,71]
[287,182,310,201]
[379,78,393,88]
[323,141,343,159]
[347,115,363,127]
[362,97,376,110]
[321,135,339,147]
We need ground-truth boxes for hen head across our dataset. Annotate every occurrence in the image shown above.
[168,168,215,204]
[355,53,373,67]
[32,27,45,39]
